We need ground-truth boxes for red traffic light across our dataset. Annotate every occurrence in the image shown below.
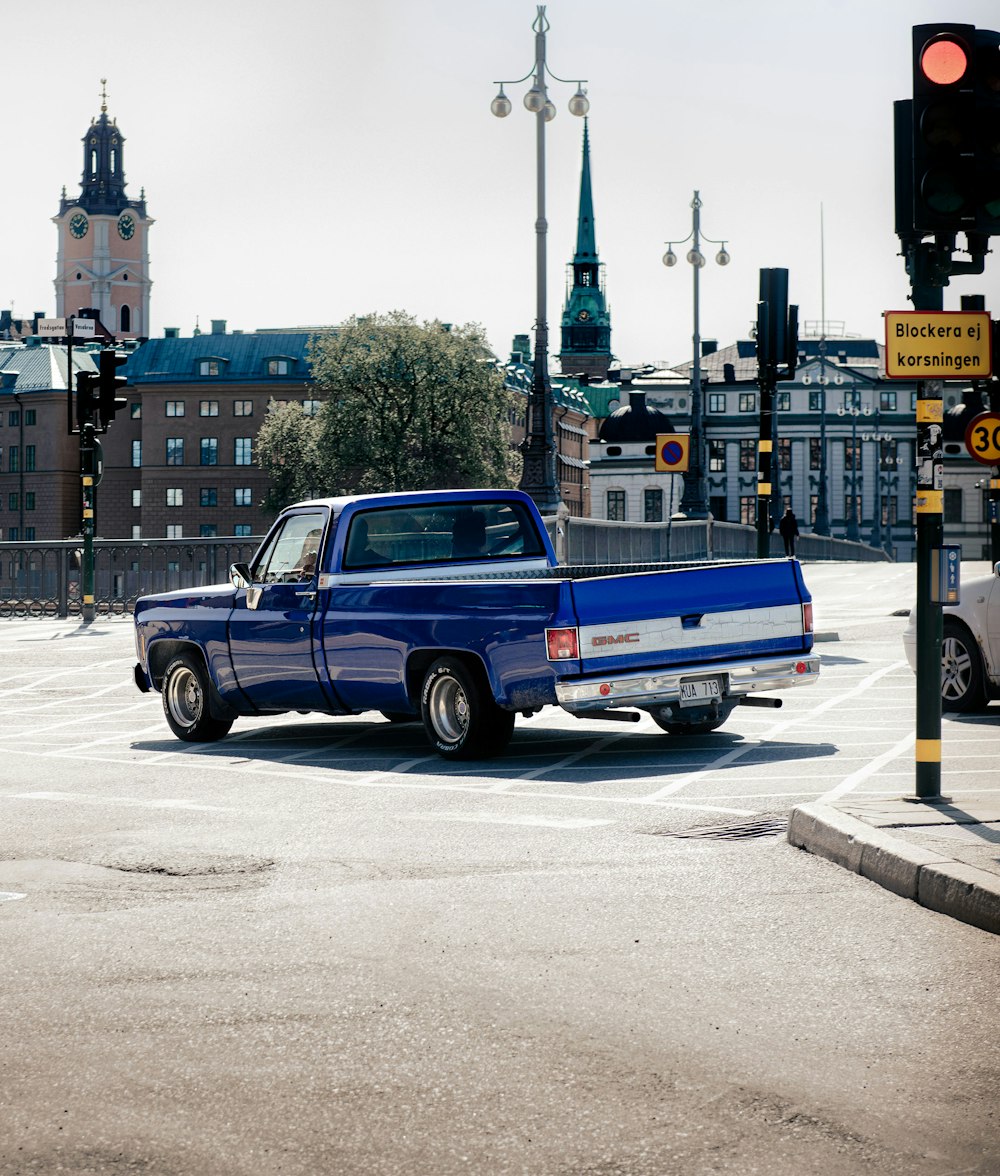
[920,35,970,86]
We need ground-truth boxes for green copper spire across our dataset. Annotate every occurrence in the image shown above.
[559,119,611,379]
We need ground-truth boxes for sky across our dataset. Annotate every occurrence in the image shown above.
[5,0,1000,368]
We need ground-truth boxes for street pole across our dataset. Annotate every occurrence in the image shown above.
[81,419,96,625]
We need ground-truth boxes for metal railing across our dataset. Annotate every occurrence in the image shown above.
[0,537,263,618]
[0,518,890,618]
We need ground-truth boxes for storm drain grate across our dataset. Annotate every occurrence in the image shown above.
[646,816,789,841]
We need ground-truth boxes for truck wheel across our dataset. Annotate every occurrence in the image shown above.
[420,658,514,760]
[648,702,734,736]
[941,620,987,712]
[161,654,234,742]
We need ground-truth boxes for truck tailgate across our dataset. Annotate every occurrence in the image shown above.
[567,561,811,675]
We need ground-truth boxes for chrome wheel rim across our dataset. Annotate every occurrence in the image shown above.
[428,674,469,743]
[941,636,973,703]
[166,666,201,728]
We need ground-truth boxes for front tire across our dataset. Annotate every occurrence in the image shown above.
[161,654,234,742]
[941,620,987,712]
[420,657,514,760]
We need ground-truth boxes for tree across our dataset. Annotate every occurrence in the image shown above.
[308,312,519,494]
[254,397,322,515]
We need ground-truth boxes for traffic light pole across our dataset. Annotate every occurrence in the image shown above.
[80,424,97,625]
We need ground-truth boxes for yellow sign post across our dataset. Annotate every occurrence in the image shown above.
[654,433,690,473]
[884,310,992,379]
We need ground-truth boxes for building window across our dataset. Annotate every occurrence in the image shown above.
[844,495,862,526]
[8,493,18,510]
[199,360,220,377]
[944,488,963,523]
[302,399,321,416]
[607,489,626,521]
[810,494,819,525]
[739,496,756,525]
[166,488,184,507]
[879,439,898,470]
[166,525,183,539]
[708,393,726,414]
[739,439,756,471]
[235,487,253,507]
[9,411,19,427]
[8,446,18,473]
[199,400,219,417]
[24,446,35,472]
[120,305,131,333]
[25,492,35,511]
[24,409,36,426]
[200,437,219,466]
[200,524,218,537]
[843,388,863,410]
[879,390,897,412]
[810,437,822,470]
[234,524,252,537]
[132,490,141,507]
[808,390,824,411]
[234,437,253,466]
[268,358,290,376]
[709,440,726,472]
[166,400,185,417]
[882,496,898,527]
[166,437,184,465]
[130,402,141,419]
[200,487,218,507]
[132,525,142,540]
[24,527,35,542]
[777,437,792,470]
[775,391,791,411]
[234,400,253,416]
[7,528,18,541]
[911,390,918,412]
[132,440,142,468]
[644,488,663,522]
[739,392,756,413]
[844,439,860,472]
[709,495,728,522]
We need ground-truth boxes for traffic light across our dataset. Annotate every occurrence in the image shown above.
[75,369,98,432]
[974,28,1000,232]
[912,23,975,233]
[96,348,128,430]
[755,268,798,376]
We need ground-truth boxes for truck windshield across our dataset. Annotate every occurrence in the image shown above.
[342,500,545,571]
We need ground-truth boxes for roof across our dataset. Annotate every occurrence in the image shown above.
[670,337,888,384]
[125,332,316,385]
[0,343,97,393]
[598,391,674,443]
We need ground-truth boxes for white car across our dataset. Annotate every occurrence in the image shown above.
[903,562,1000,711]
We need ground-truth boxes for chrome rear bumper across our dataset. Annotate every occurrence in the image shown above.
[554,652,820,713]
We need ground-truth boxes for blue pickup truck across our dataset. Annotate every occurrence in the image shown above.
[133,488,819,759]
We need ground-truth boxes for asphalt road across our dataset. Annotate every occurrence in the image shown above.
[1,562,998,1175]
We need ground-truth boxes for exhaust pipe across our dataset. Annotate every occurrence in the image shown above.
[572,709,642,723]
[739,695,783,708]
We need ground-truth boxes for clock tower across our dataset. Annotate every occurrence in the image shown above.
[53,81,153,339]
[559,120,612,380]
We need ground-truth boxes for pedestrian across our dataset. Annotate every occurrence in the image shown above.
[778,507,799,557]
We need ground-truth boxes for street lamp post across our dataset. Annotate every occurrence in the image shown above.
[838,393,871,544]
[663,191,730,520]
[862,409,894,551]
[492,5,589,515]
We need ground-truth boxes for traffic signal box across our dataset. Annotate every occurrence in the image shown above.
[911,23,1000,235]
[74,370,98,433]
[96,348,128,431]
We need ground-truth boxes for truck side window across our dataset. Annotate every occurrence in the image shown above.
[253,511,327,583]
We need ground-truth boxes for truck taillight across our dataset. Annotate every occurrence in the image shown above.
[802,602,813,634]
[546,627,579,660]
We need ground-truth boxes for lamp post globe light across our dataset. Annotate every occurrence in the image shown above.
[663,191,730,520]
[491,5,588,514]
[837,394,871,544]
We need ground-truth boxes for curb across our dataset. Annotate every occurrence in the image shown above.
[787,803,1000,936]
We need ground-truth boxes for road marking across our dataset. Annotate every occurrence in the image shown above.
[0,892,27,902]
[0,658,133,699]
[403,812,615,829]
[489,728,640,787]
[7,791,233,812]
[818,731,916,803]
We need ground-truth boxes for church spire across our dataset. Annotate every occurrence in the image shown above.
[72,80,135,215]
[559,118,612,380]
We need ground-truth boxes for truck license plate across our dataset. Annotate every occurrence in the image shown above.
[678,677,722,707]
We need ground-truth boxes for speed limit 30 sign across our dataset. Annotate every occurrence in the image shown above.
[964,412,1000,466]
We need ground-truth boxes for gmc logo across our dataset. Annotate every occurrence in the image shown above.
[591,633,640,647]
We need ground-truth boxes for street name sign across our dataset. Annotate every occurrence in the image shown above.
[884,310,992,379]
[655,433,690,473]
[34,317,96,339]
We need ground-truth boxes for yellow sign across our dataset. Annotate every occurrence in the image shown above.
[654,433,690,473]
[965,412,1000,465]
[884,311,992,379]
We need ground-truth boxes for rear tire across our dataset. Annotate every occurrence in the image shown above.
[420,657,514,760]
[161,654,234,742]
[941,619,987,712]
[648,701,734,736]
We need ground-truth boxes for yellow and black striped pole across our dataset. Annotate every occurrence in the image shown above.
[81,424,96,625]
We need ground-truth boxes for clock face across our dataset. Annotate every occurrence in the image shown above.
[69,212,89,240]
[576,309,591,322]
[118,213,136,240]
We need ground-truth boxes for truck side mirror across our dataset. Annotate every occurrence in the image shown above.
[229,562,253,590]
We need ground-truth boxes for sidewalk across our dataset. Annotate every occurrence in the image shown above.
[789,798,1000,936]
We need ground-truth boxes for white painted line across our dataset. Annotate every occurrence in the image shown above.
[8,791,232,812]
[0,658,134,699]
[0,892,27,902]
[817,730,916,803]
[403,812,615,829]
[489,729,638,788]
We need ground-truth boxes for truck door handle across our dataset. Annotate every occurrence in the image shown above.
[295,589,317,603]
